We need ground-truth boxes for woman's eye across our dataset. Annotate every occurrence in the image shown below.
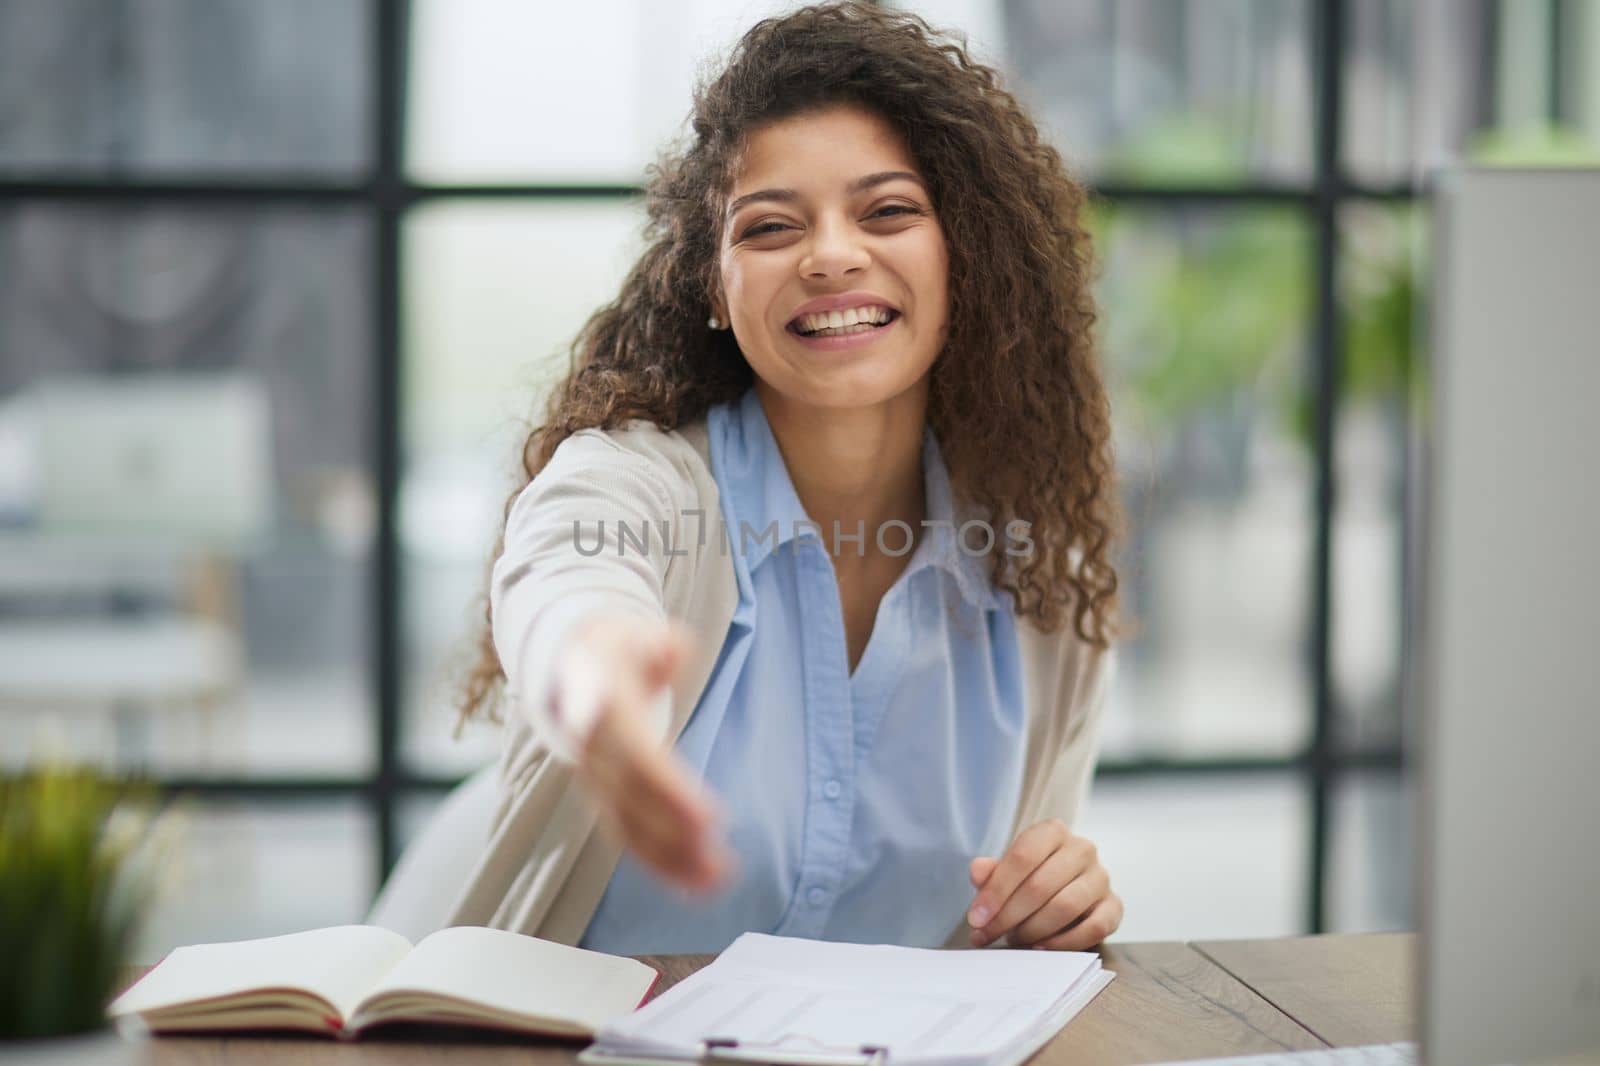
[741,205,918,240]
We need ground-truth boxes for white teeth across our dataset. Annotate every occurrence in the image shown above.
[803,320,887,338]
[793,304,894,333]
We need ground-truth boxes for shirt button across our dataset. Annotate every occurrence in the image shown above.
[823,779,842,800]
[807,886,827,906]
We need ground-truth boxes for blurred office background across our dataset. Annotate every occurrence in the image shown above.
[1,0,1596,960]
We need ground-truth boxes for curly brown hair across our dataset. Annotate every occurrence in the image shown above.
[456,0,1122,728]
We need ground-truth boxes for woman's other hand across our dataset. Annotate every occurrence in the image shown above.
[965,819,1122,949]
[563,614,738,897]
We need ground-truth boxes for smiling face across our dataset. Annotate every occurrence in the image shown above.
[712,103,950,411]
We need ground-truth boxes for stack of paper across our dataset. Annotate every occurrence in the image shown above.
[580,932,1114,1066]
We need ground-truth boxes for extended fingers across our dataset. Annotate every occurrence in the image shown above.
[623,757,726,877]
[614,789,727,891]
[564,616,731,895]
[580,710,729,891]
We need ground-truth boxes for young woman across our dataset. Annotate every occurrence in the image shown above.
[448,0,1125,955]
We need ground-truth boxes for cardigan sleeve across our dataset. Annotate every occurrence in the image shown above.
[1031,642,1116,831]
[490,430,683,765]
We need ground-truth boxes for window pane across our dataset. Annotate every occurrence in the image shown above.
[132,799,375,963]
[1093,206,1314,760]
[1329,768,1413,933]
[400,200,646,774]
[0,0,371,180]
[406,0,800,183]
[397,790,448,854]
[894,0,1315,184]
[1334,203,1426,752]
[0,203,375,779]
[1077,774,1308,940]
[1343,0,1419,184]
[1345,0,1600,185]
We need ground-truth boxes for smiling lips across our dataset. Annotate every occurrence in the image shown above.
[784,310,902,351]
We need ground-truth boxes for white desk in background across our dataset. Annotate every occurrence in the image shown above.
[0,615,241,768]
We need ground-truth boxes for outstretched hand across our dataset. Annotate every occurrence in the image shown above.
[567,614,738,897]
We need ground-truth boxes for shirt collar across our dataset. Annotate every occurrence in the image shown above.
[715,386,1008,612]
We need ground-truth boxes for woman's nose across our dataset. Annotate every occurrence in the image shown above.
[800,216,871,279]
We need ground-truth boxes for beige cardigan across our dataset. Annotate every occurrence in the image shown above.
[444,415,1116,951]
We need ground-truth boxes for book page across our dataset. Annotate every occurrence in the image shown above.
[109,925,414,1026]
[352,926,657,1035]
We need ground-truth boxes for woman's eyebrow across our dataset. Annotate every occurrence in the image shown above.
[726,170,925,219]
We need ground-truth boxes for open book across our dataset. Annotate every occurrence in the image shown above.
[108,925,659,1041]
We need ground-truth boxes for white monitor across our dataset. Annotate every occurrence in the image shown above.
[31,372,275,549]
[1416,166,1600,1064]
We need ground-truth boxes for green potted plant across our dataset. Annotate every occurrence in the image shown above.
[0,762,173,1063]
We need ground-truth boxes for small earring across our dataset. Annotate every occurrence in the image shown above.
[707,315,724,330]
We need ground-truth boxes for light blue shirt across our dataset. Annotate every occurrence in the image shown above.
[577,386,1028,954]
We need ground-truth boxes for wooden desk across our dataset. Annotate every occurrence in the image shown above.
[118,933,1418,1065]
[1194,933,1414,1048]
